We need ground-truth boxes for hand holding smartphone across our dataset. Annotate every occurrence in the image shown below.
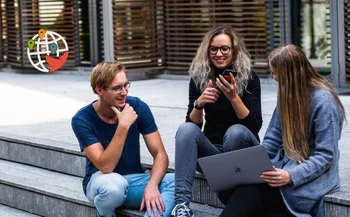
[222,68,237,82]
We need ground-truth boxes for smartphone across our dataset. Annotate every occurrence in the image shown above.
[222,68,237,82]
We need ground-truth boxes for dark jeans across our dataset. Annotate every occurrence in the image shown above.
[174,122,259,205]
[219,183,294,217]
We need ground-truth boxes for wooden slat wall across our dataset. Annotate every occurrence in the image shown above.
[271,0,281,50]
[99,1,104,61]
[0,0,4,64]
[5,0,23,67]
[78,0,89,64]
[325,0,331,69]
[263,0,281,78]
[344,0,350,82]
[164,0,270,74]
[112,0,165,70]
[0,0,5,66]
[20,0,79,69]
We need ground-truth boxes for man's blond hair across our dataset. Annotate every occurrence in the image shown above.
[90,61,126,94]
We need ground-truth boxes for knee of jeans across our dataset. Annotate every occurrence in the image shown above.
[161,173,175,188]
[176,122,200,142]
[100,182,128,204]
[97,174,129,201]
[223,124,250,151]
[176,122,201,137]
[225,124,248,139]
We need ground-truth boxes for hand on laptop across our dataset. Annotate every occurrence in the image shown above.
[260,168,292,187]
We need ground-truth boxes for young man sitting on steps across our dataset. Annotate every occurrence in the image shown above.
[72,61,175,217]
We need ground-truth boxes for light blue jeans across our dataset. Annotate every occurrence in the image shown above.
[86,171,175,217]
[174,122,259,205]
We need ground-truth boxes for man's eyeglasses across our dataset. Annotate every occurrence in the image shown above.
[104,82,131,93]
[208,45,232,55]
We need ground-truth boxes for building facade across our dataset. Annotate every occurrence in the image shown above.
[0,0,348,87]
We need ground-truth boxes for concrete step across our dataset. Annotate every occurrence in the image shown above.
[0,133,85,177]
[4,133,349,216]
[325,191,350,217]
[0,133,224,208]
[0,159,222,217]
[0,204,40,217]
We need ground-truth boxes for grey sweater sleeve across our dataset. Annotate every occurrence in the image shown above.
[286,91,343,187]
[262,107,283,159]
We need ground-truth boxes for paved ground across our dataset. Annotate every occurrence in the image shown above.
[0,71,349,190]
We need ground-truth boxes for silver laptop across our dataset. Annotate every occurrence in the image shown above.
[197,145,274,192]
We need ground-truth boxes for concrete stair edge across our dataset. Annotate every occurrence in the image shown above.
[0,160,221,217]
[0,159,96,217]
[0,204,41,217]
[2,133,349,213]
[0,159,91,207]
[0,132,82,155]
[324,190,350,206]
[1,142,86,178]
[0,133,225,207]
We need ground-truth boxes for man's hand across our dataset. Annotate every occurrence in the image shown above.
[260,168,292,187]
[140,183,165,217]
[197,80,220,107]
[111,103,138,128]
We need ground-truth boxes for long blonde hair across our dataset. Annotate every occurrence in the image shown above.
[189,25,251,95]
[268,44,346,162]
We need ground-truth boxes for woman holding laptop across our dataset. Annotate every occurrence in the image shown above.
[220,44,346,217]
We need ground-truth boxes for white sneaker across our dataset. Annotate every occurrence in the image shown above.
[171,202,194,217]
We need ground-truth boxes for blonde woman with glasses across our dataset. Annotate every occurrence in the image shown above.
[171,25,262,217]
[220,44,346,217]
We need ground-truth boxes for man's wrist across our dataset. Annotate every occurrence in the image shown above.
[116,124,130,134]
[146,179,160,188]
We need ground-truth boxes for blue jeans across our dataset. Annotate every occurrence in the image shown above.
[174,122,259,204]
[86,172,175,217]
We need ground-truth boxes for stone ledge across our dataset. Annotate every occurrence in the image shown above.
[325,190,350,207]
[0,159,222,217]
[0,204,40,217]
[0,132,82,155]
[0,138,86,177]
[3,133,350,211]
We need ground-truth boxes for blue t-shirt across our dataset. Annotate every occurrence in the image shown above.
[71,96,158,194]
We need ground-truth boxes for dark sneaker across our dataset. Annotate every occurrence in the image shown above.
[171,202,194,217]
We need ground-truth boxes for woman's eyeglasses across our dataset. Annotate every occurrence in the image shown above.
[104,82,131,94]
[208,45,232,55]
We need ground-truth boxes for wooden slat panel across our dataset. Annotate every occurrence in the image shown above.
[1,0,284,76]
[113,0,165,70]
[344,1,350,83]
[4,0,81,71]
[23,0,79,69]
[165,1,267,7]
[271,0,280,50]
[0,0,4,64]
[164,0,270,74]
[325,1,332,68]
[5,0,22,66]
[98,1,104,63]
